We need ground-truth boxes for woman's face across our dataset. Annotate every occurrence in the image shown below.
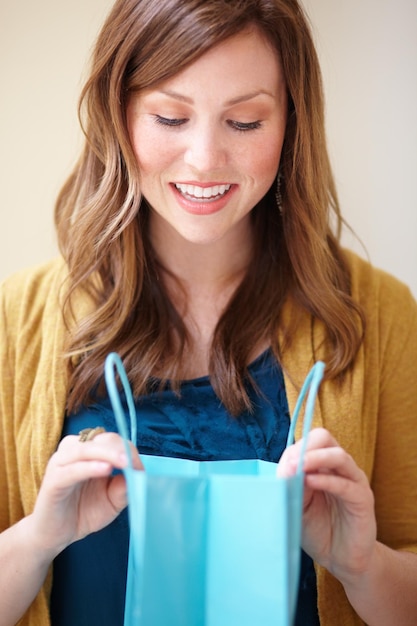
[127,27,287,249]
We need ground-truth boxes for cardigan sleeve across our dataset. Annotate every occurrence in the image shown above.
[0,260,69,626]
[369,273,417,553]
[0,278,20,531]
[0,260,69,513]
[310,254,417,626]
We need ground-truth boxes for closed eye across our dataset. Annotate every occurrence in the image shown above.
[227,120,262,132]
[153,115,188,127]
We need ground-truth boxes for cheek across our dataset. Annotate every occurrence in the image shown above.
[247,137,283,182]
[130,125,177,176]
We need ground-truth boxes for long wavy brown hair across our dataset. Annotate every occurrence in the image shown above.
[56,0,365,416]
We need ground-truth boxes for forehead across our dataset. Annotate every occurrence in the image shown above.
[143,27,286,101]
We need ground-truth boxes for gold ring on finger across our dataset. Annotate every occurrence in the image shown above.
[78,426,106,442]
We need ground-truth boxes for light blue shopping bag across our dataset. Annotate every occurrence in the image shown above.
[104,353,325,626]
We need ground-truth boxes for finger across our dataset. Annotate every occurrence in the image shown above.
[107,473,129,512]
[276,454,298,478]
[299,428,340,452]
[55,433,143,471]
[304,472,374,510]
[43,459,114,493]
[303,447,365,483]
[277,428,340,478]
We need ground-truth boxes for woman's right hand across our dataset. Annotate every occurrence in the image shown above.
[30,431,143,559]
[0,432,143,626]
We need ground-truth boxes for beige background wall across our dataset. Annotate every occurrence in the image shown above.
[302,0,417,298]
[1,0,416,296]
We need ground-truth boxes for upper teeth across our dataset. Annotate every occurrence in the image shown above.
[175,183,231,199]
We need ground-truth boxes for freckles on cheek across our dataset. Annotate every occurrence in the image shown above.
[128,120,165,170]
[135,135,174,174]
[253,143,283,178]
[130,130,151,170]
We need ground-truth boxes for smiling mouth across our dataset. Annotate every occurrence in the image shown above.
[174,183,232,202]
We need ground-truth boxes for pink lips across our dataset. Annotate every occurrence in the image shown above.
[171,182,236,215]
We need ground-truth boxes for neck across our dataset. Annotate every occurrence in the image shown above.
[145,211,264,380]
[149,215,254,292]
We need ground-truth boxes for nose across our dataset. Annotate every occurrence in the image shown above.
[183,123,228,172]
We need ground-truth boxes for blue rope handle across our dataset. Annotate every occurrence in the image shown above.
[285,361,326,474]
[105,351,325,474]
[104,352,138,468]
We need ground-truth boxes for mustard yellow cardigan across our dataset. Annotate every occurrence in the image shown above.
[1,251,417,626]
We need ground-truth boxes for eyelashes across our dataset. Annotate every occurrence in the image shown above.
[153,115,263,132]
[153,115,187,127]
[228,120,262,132]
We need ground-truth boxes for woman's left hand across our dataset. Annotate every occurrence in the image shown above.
[277,428,376,585]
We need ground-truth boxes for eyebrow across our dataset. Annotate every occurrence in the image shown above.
[158,89,275,106]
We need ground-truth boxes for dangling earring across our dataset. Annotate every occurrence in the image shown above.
[275,170,283,215]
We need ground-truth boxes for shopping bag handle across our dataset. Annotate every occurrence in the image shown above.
[104,352,325,473]
[105,352,138,468]
[285,360,325,474]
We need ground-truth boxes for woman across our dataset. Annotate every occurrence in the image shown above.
[1,0,416,624]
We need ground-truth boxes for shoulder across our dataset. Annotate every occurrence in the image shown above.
[343,248,417,323]
[0,258,67,319]
[0,258,70,424]
[344,248,417,390]
[0,257,69,346]
[0,257,67,300]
